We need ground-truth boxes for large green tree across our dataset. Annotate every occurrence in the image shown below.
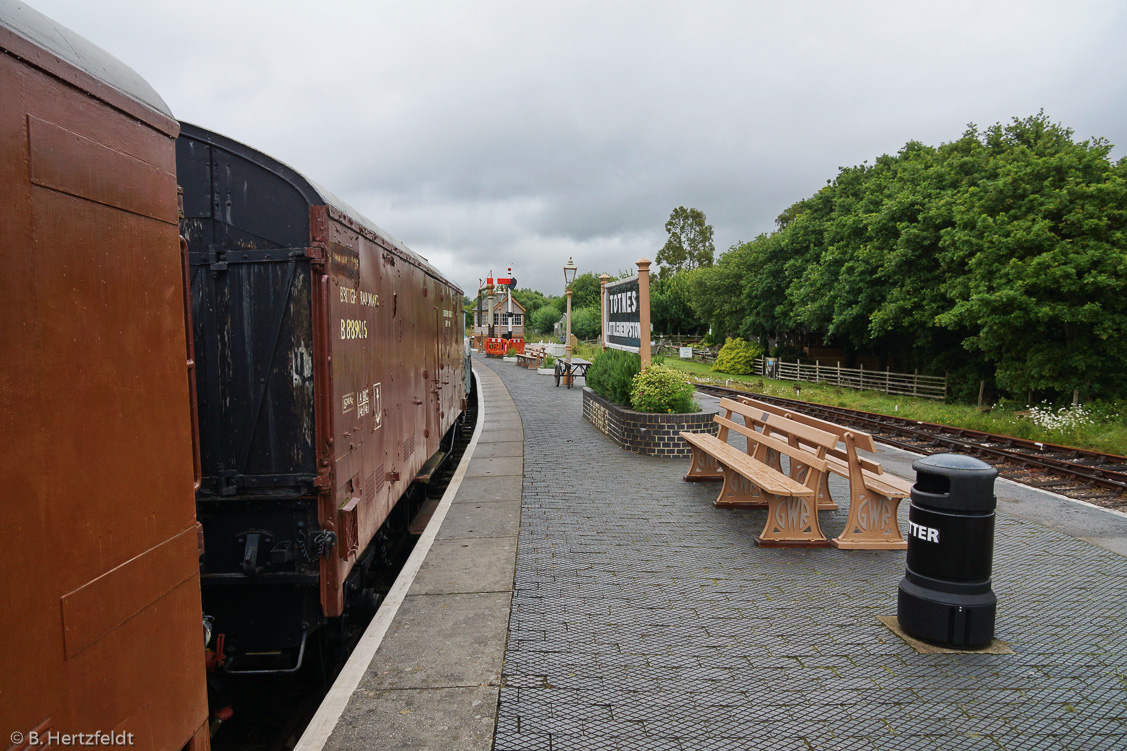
[934,116,1127,397]
[530,305,563,335]
[690,112,1127,401]
[650,269,705,336]
[567,272,604,310]
[570,306,602,340]
[657,206,716,276]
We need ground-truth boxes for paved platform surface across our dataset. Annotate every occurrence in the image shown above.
[313,357,1126,751]
[315,364,521,751]
[484,358,1127,751]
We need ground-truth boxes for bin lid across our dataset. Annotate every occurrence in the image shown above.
[911,453,998,512]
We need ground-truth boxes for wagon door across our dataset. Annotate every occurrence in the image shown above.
[426,288,442,449]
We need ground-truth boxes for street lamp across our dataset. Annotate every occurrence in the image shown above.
[563,257,577,381]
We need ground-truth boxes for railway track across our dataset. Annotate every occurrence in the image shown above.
[695,383,1127,512]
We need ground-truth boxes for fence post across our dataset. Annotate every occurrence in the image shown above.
[859,362,864,391]
[886,366,890,394]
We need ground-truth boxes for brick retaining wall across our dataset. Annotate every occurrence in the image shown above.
[581,388,719,458]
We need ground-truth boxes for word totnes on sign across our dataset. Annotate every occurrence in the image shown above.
[601,258,652,367]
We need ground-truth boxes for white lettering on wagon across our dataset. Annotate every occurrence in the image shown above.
[340,319,368,339]
[340,286,379,307]
[908,520,940,543]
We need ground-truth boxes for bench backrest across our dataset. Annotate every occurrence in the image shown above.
[735,396,884,476]
[736,396,876,452]
[715,398,837,474]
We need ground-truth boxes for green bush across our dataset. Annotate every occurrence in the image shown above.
[530,305,562,334]
[543,354,556,368]
[631,365,697,413]
[711,337,763,375]
[570,306,602,340]
[586,348,641,406]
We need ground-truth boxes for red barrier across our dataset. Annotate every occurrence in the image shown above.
[485,338,524,357]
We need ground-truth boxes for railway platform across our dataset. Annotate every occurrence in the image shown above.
[302,357,1127,751]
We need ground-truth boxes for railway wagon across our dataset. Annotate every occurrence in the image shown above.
[0,3,209,750]
[177,124,466,666]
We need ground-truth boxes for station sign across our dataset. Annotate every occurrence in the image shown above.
[603,274,642,353]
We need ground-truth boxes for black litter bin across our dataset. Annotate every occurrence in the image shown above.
[898,454,998,648]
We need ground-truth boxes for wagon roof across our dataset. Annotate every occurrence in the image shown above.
[179,121,462,294]
[0,1,175,129]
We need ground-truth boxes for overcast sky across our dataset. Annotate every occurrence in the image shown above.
[27,0,1127,296]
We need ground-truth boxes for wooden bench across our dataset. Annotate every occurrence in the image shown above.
[514,345,548,369]
[680,401,839,546]
[736,397,910,550]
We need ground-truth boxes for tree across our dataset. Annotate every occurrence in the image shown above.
[512,288,553,315]
[650,269,705,336]
[696,112,1127,400]
[934,114,1127,398]
[463,296,475,330]
[570,306,602,340]
[530,305,562,335]
[657,206,715,276]
[567,272,604,310]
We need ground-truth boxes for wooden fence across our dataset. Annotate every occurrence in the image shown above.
[756,357,947,400]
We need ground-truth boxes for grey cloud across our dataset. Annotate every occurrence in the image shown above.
[31,0,1127,297]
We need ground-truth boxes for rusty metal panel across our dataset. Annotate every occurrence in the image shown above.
[1,6,207,750]
[61,528,199,659]
[29,115,178,222]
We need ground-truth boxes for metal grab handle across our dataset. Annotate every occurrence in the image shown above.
[223,624,308,675]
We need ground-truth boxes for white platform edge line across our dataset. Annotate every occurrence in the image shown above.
[294,367,487,751]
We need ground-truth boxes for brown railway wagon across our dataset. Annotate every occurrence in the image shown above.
[0,4,209,751]
[178,124,466,666]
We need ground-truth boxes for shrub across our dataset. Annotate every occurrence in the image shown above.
[586,348,641,406]
[570,306,602,340]
[711,337,763,375]
[505,346,519,357]
[543,354,556,368]
[530,305,562,334]
[630,365,697,413]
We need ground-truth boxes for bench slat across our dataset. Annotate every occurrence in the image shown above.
[712,415,830,474]
[680,433,812,496]
[717,398,838,450]
[738,396,878,453]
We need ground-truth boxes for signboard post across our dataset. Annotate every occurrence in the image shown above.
[601,257,652,369]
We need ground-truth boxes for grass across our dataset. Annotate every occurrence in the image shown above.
[660,357,1127,457]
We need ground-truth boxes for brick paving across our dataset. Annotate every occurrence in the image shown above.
[480,357,1127,751]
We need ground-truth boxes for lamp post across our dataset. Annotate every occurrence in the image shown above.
[563,257,577,381]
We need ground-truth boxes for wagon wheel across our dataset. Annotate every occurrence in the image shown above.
[566,363,573,389]
[554,362,562,387]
